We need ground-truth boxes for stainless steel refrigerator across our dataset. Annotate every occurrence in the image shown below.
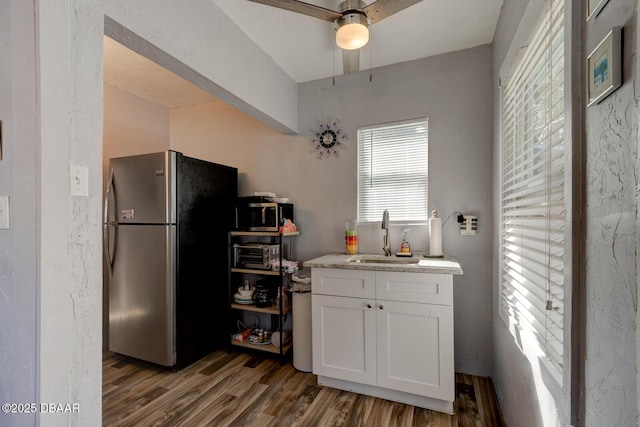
[104,150,237,369]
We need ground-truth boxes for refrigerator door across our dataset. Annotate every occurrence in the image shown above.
[108,151,177,225]
[173,156,238,367]
[109,224,176,366]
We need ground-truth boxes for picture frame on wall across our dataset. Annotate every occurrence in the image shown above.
[587,26,622,107]
[586,0,609,21]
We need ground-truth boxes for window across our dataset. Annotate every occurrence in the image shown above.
[499,0,566,384]
[357,118,428,223]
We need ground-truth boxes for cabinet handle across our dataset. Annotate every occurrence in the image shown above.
[378,305,384,310]
[366,304,372,309]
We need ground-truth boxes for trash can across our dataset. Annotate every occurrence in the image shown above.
[291,269,312,372]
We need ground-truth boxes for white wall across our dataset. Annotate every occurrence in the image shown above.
[103,83,171,158]
[171,45,495,376]
[492,1,638,425]
[170,100,294,197]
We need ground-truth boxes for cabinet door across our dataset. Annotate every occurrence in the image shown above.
[376,300,454,401]
[312,294,376,385]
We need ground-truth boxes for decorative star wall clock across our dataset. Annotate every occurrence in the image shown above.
[310,119,347,159]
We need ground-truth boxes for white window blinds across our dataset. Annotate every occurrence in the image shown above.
[357,119,428,223]
[500,0,565,383]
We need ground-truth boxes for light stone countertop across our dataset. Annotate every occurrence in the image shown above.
[303,253,463,275]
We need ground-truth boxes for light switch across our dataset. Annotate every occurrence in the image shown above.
[70,164,89,197]
[0,196,9,229]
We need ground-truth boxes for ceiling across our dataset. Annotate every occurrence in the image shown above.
[103,36,216,108]
[212,0,504,83]
[103,0,504,108]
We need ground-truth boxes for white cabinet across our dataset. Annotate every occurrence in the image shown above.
[376,300,453,400]
[311,268,455,412]
[311,294,376,385]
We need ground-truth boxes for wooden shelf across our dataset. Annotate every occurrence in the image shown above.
[230,302,291,315]
[230,339,292,355]
[229,231,300,237]
[230,268,285,276]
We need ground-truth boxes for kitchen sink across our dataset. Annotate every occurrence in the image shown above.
[346,255,420,265]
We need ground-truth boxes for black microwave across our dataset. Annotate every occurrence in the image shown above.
[235,198,294,232]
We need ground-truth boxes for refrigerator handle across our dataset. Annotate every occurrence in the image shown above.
[103,168,115,278]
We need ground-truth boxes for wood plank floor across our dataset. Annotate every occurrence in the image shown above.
[103,350,505,426]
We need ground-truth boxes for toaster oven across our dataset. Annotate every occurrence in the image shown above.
[233,243,280,270]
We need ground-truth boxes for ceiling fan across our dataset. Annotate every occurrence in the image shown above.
[247,0,423,75]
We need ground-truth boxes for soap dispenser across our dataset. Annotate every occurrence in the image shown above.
[399,228,412,256]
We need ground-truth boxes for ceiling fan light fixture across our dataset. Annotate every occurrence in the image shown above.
[336,12,369,50]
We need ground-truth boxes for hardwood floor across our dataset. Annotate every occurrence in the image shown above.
[103,350,505,426]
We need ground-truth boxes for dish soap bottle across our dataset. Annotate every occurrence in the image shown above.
[400,228,411,254]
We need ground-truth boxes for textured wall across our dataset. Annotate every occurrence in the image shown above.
[37,1,103,424]
[171,45,495,376]
[492,0,639,426]
[584,0,638,425]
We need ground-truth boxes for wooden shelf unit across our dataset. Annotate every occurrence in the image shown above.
[228,230,299,360]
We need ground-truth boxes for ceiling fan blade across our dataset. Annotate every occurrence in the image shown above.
[247,0,342,22]
[342,49,360,75]
[363,0,423,24]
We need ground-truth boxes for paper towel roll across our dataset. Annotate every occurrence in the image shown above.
[429,211,443,257]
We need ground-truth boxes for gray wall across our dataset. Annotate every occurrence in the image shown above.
[492,0,639,425]
[298,46,494,375]
[0,1,39,426]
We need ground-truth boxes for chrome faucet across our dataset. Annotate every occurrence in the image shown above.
[382,209,391,256]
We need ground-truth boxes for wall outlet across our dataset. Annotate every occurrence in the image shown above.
[0,196,9,229]
[460,215,477,235]
[70,164,89,197]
